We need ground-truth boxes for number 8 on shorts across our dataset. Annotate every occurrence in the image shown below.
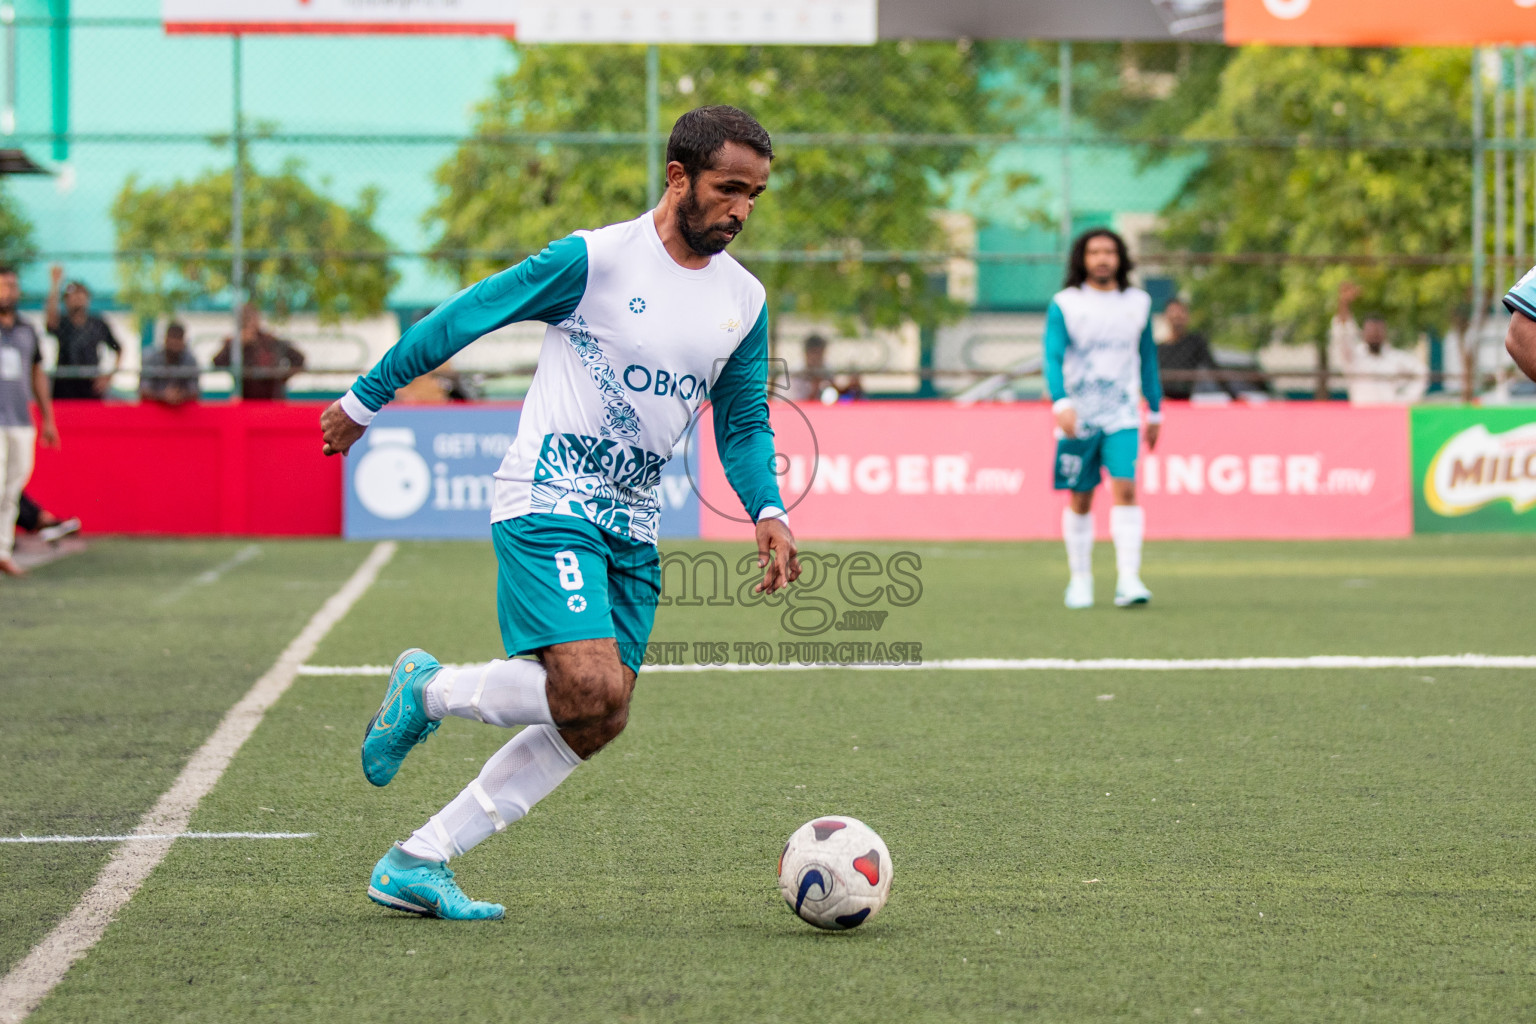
[554,551,585,591]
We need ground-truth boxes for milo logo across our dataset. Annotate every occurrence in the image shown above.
[1424,422,1536,517]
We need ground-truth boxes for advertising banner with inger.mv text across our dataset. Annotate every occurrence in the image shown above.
[693,402,1412,542]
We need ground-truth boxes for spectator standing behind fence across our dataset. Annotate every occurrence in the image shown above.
[139,321,200,406]
[45,265,122,400]
[785,334,863,404]
[1328,282,1427,404]
[0,266,60,577]
[214,305,306,401]
[1157,299,1240,400]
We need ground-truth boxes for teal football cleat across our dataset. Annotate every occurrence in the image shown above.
[361,648,441,787]
[368,846,505,921]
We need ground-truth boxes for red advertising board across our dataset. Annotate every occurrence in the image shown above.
[694,402,1411,542]
[1138,404,1411,540]
[27,402,341,536]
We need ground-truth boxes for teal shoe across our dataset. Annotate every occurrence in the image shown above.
[368,846,505,921]
[361,648,441,787]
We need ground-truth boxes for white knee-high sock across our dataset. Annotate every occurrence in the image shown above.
[1110,505,1144,581]
[400,725,583,862]
[423,658,554,727]
[1062,508,1095,579]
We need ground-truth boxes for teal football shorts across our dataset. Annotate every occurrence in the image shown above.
[1053,427,1140,492]
[493,514,660,676]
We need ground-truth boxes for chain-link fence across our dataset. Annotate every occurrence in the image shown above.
[0,16,1525,400]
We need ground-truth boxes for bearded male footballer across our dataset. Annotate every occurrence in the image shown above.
[318,105,801,920]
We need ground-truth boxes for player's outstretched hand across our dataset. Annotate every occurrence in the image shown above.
[755,518,801,595]
[320,400,367,457]
[1145,422,1160,451]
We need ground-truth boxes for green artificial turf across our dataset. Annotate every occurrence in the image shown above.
[9,536,1536,1022]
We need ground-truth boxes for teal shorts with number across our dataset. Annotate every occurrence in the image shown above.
[492,514,661,676]
[1053,427,1140,492]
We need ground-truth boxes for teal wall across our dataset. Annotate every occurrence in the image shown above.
[6,0,513,308]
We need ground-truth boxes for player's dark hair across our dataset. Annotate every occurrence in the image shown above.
[1065,228,1133,291]
[667,105,773,181]
[0,265,16,278]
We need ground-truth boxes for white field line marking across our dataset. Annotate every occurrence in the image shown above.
[155,543,262,606]
[298,653,1536,676]
[0,832,315,845]
[0,541,397,1024]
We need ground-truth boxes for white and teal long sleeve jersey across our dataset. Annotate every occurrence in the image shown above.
[1042,285,1162,434]
[343,212,783,545]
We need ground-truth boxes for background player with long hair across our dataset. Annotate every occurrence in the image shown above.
[1044,229,1162,609]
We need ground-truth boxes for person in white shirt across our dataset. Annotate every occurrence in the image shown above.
[319,106,801,921]
[1328,283,1427,404]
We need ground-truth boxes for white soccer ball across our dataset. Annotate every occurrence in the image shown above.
[777,815,892,930]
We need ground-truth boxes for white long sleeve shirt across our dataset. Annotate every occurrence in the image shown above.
[1328,317,1428,405]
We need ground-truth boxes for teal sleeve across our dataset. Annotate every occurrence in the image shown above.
[1139,318,1162,413]
[711,302,784,520]
[1043,300,1068,402]
[351,235,588,412]
[1505,265,1536,321]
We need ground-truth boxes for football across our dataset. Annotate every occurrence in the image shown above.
[777,815,892,930]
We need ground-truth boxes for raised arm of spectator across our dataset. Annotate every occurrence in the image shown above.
[44,264,63,333]
[1329,283,1362,375]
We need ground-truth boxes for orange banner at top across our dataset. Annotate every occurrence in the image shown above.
[1227,0,1536,46]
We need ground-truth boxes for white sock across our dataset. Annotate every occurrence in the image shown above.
[1062,508,1094,579]
[400,725,582,862]
[424,659,554,727]
[1110,505,1144,582]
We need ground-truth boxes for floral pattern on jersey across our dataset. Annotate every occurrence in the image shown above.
[559,315,642,440]
[530,431,668,543]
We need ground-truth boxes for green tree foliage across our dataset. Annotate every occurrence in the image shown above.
[1007,41,1233,146]
[429,42,994,329]
[1157,47,1472,349]
[0,180,37,269]
[112,160,397,323]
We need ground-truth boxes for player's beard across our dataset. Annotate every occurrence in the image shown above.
[676,183,742,257]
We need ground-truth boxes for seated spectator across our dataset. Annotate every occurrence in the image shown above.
[1157,299,1241,400]
[45,264,122,400]
[16,491,80,543]
[1329,283,1428,404]
[396,360,477,405]
[214,305,306,401]
[785,334,862,404]
[139,321,200,406]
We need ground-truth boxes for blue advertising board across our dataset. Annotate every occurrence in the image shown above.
[343,407,700,540]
